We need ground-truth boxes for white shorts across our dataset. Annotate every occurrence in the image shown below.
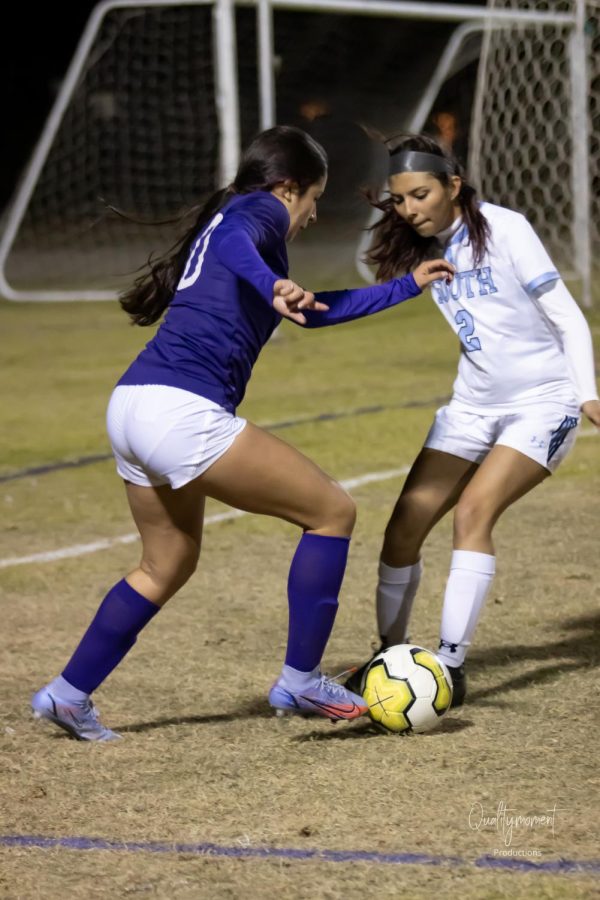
[106,385,247,489]
[424,403,580,473]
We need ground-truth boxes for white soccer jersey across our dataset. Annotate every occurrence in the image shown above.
[430,202,591,414]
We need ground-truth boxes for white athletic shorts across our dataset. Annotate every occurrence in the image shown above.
[424,403,580,473]
[106,384,247,489]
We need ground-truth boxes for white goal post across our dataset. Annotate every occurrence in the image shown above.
[0,0,241,302]
[0,0,595,304]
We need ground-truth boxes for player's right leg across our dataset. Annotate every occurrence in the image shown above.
[32,386,211,741]
[377,447,478,646]
[32,481,207,741]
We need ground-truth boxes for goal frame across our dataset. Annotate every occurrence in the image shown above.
[0,0,589,303]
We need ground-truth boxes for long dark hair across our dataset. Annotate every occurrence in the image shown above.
[366,134,490,281]
[120,126,328,326]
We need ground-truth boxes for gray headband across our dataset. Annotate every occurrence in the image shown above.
[389,150,454,176]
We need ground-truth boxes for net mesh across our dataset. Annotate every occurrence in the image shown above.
[4,4,460,294]
[3,1,597,295]
[6,6,218,292]
[469,0,599,275]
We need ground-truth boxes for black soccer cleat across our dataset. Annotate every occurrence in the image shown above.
[344,644,386,695]
[344,660,370,696]
[446,664,467,708]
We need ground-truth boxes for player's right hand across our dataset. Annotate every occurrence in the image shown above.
[412,259,455,288]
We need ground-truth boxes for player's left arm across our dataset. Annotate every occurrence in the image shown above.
[532,279,600,426]
[297,259,454,328]
[507,213,599,427]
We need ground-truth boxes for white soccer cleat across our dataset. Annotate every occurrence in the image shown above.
[268,673,368,721]
[31,686,121,742]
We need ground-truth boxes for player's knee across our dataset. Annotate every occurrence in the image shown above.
[141,543,200,594]
[453,498,491,541]
[385,493,432,545]
[324,487,356,536]
[175,548,200,586]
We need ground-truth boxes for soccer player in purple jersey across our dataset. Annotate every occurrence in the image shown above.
[31,126,453,740]
[346,134,600,707]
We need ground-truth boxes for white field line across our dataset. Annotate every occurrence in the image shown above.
[0,467,409,570]
[4,429,598,572]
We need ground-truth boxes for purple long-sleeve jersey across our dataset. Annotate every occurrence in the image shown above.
[118,191,421,412]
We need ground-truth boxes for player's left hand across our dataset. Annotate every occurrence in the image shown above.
[273,278,329,325]
[581,398,600,428]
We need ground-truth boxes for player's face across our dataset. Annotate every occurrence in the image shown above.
[283,176,327,241]
[388,172,461,237]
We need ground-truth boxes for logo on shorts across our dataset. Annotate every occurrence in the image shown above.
[529,435,546,449]
[547,416,578,464]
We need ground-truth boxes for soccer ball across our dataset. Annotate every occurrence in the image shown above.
[361,644,453,734]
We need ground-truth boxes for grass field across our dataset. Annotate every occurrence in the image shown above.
[1,290,599,900]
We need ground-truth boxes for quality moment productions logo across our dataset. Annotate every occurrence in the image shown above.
[468,800,563,858]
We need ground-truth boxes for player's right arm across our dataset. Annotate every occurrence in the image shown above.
[209,211,280,302]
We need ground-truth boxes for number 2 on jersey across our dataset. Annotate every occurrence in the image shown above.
[454,308,482,352]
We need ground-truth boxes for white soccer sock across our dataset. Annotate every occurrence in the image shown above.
[437,550,496,668]
[376,559,423,646]
[47,674,89,703]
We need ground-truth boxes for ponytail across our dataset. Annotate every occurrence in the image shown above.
[119,187,233,326]
[119,125,327,326]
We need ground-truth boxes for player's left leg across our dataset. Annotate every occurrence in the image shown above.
[192,421,366,720]
[437,445,549,702]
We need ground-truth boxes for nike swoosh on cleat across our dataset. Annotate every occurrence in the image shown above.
[300,697,365,718]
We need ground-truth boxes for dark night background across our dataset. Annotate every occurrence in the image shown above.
[0,1,480,215]
[1,4,97,211]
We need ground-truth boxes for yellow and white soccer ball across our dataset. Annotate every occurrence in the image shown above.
[361,644,453,734]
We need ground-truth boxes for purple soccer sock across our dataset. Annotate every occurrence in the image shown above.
[284,532,350,673]
[61,579,160,694]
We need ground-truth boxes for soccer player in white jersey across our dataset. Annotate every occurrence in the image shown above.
[347,133,600,706]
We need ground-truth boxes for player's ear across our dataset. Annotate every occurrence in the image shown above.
[272,180,296,203]
[271,181,294,203]
[449,175,462,201]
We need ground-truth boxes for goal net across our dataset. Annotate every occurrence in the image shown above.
[1,3,219,298]
[469,0,599,300]
[1,0,596,301]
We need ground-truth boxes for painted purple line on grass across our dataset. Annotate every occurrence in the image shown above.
[1,835,599,875]
[0,834,458,864]
[476,854,600,874]
[0,453,112,484]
